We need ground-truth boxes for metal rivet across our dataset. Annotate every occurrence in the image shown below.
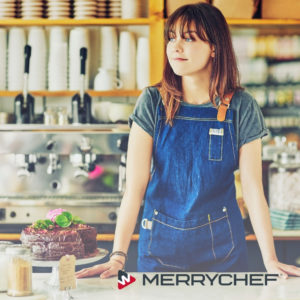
[223,207,227,212]
[154,209,158,215]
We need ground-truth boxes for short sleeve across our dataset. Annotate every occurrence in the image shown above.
[238,92,269,148]
[128,87,160,137]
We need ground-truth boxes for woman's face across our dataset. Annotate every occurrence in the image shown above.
[166,22,214,77]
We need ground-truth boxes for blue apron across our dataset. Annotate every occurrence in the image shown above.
[137,99,249,272]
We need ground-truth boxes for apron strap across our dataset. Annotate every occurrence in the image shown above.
[217,92,234,122]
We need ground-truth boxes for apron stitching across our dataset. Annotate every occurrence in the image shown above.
[147,211,183,269]
[160,116,232,123]
[220,212,235,263]
[228,121,237,164]
[147,211,155,256]
[208,214,217,260]
[154,257,184,269]
[209,134,223,161]
[152,215,227,230]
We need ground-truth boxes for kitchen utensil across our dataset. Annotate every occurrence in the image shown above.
[108,102,134,123]
[0,29,6,90]
[118,31,136,89]
[71,47,93,124]
[0,112,14,124]
[100,26,118,74]
[14,45,35,124]
[136,37,150,89]
[121,0,141,18]
[28,27,46,90]
[94,68,122,91]
[69,28,89,90]
[48,42,68,91]
[8,28,26,90]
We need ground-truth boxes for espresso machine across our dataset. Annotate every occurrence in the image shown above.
[0,125,130,233]
[14,45,35,124]
[71,47,92,124]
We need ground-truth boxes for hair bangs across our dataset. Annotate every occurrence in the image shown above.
[165,6,209,43]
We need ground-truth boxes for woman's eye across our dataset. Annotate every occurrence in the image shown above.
[185,37,193,42]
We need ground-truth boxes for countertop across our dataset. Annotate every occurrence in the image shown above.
[0,273,299,300]
[1,230,300,242]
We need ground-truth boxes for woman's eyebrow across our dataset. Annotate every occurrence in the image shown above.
[183,30,197,34]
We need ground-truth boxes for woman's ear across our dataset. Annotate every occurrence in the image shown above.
[211,45,215,58]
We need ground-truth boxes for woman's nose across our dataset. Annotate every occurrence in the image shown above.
[172,39,183,52]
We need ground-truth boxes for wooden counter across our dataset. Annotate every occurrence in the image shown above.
[0,233,139,241]
[0,232,299,241]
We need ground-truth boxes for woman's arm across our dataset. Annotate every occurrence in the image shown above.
[76,122,153,278]
[239,138,300,278]
[111,121,153,262]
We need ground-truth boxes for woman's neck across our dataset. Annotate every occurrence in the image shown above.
[181,73,211,105]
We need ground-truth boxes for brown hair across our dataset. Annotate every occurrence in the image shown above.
[157,2,242,125]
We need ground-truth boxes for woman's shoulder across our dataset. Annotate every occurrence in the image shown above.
[144,86,163,102]
[230,89,259,111]
[232,89,256,104]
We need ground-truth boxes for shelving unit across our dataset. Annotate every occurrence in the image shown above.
[0,3,300,96]
[0,90,142,98]
[0,0,165,93]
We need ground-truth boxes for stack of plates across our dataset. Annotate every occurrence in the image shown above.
[0,0,17,19]
[107,0,121,18]
[97,0,107,18]
[46,0,71,19]
[20,0,44,19]
[270,209,300,230]
[74,0,97,19]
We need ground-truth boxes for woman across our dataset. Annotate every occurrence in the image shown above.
[76,2,300,278]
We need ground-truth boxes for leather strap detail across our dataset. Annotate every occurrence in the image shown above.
[217,92,234,122]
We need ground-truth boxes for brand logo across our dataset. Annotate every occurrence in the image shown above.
[118,270,136,290]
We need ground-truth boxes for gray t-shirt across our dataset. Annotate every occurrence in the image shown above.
[129,86,268,149]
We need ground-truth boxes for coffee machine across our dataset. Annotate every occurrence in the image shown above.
[0,124,129,233]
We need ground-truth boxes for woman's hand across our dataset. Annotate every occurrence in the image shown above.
[75,258,124,279]
[265,259,300,279]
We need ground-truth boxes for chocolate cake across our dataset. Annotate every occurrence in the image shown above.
[20,224,97,261]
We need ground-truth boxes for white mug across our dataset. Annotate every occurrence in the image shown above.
[94,68,122,91]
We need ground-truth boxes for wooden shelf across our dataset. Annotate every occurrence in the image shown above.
[246,234,300,241]
[0,90,142,97]
[227,18,300,26]
[0,233,299,242]
[0,18,152,26]
[1,17,299,27]
[0,233,139,242]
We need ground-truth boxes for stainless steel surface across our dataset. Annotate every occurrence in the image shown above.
[0,124,129,132]
[0,198,121,224]
[0,128,128,224]
[0,129,129,154]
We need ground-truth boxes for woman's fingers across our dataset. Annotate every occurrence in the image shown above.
[278,263,300,277]
[266,260,300,279]
[100,268,117,279]
[75,263,110,278]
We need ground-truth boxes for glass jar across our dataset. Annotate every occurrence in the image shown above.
[6,245,32,297]
[0,241,13,292]
[268,151,300,211]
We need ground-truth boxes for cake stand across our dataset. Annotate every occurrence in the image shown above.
[32,248,109,287]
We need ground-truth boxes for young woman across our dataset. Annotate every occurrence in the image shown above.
[76,2,300,278]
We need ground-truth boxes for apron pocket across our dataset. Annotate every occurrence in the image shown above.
[209,128,224,161]
[147,207,234,269]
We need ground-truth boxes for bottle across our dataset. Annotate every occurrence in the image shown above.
[0,241,13,292]
[268,150,300,212]
[6,245,32,297]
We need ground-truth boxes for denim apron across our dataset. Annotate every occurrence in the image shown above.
[137,99,249,272]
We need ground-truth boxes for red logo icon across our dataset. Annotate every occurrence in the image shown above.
[118,270,136,290]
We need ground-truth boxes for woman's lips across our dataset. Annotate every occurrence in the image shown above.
[173,58,187,61]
